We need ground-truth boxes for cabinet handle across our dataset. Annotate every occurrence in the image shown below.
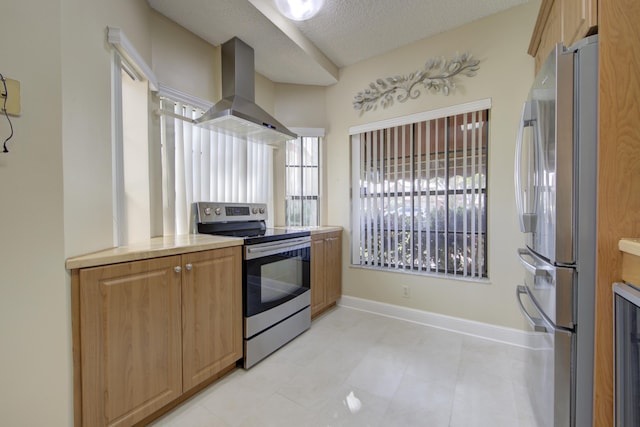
[174,266,182,273]
[185,263,193,271]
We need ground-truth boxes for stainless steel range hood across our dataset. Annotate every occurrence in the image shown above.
[196,37,297,144]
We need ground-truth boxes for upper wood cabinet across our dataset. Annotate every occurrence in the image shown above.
[529,0,598,72]
[73,247,242,427]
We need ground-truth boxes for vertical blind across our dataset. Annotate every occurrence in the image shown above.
[351,106,489,278]
[160,99,273,235]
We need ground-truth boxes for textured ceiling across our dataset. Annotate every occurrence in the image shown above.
[148,0,530,86]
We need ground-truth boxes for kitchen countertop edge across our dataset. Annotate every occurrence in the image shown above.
[66,235,244,270]
[620,238,640,257]
[275,226,343,234]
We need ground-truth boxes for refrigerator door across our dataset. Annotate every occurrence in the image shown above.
[518,247,575,329]
[516,284,573,427]
[516,44,576,265]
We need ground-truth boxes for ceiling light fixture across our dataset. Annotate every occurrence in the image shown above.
[275,0,324,21]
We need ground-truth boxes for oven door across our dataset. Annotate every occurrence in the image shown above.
[614,282,640,427]
[244,237,311,318]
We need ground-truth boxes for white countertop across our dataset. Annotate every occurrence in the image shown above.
[66,234,243,270]
[620,238,640,257]
[66,227,343,270]
[275,226,343,234]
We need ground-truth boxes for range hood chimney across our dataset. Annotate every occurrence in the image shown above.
[196,37,297,144]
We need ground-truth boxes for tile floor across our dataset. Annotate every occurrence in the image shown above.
[151,306,538,427]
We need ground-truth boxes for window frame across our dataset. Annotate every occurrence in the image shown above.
[108,27,158,246]
[350,99,491,280]
[285,128,324,227]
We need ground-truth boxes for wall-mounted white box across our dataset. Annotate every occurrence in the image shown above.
[1,78,20,116]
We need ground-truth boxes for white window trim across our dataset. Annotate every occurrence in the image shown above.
[289,127,325,138]
[350,133,362,265]
[110,52,126,245]
[107,27,158,90]
[157,83,213,112]
[348,98,491,135]
[108,27,157,246]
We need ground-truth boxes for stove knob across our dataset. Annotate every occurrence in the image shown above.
[204,207,211,216]
[259,207,265,214]
[214,207,222,215]
[252,207,259,214]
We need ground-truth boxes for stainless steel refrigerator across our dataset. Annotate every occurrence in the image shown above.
[514,35,598,427]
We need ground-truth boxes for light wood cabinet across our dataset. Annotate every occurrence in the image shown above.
[78,256,183,427]
[181,247,242,390]
[310,237,327,316]
[73,247,242,427]
[310,231,342,318]
[563,0,596,48]
[592,2,640,426]
[325,233,342,305]
[529,0,597,72]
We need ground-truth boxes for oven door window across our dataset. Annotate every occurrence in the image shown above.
[245,247,310,317]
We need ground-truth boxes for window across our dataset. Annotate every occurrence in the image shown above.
[159,94,274,235]
[120,68,151,244]
[285,132,322,226]
[109,27,158,246]
[351,102,489,278]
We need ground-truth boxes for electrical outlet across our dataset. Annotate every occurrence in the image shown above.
[402,285,410,298]
[1,77,21,116]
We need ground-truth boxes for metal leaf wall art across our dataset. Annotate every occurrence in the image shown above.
[353,52,480,112]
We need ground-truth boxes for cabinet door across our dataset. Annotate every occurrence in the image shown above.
[325,233,342,304]
[79,256,182,427]
[563,0,597,48]
[531,0,598,73]
[535,0,562,72]
[182,247,242,390]
[310,236,327,317]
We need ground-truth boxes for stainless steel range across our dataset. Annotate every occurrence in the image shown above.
[192,202,311,368]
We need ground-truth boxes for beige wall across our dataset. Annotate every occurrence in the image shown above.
[274,84,327,128]
[1,0,223,424]
[0,1,539,424]
[62,0,153,258]
[151,11,220,102]
[324,1,540,329]
[0,1,66,425]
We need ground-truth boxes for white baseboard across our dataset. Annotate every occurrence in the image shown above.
[338,295,546,350]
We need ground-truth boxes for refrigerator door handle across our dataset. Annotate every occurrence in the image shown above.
[514,102,527,232]
[517,248,550,278]
[514,101,537,233]
[516,285,550,333]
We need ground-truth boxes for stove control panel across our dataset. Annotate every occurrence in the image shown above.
[194,201,268,224]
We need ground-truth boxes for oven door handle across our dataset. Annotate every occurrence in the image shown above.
[245,237,311,260]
